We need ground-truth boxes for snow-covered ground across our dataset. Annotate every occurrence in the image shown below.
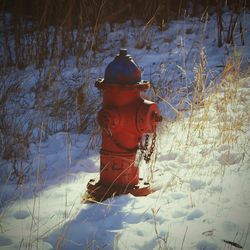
[0,10,250,250]
[1,75,249,250]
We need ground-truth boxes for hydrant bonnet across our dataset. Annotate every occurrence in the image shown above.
[104,49,141,84]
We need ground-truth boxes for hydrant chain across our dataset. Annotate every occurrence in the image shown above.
[140,132,157,163]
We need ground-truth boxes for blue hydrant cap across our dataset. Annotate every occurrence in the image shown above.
[104,49,141,84]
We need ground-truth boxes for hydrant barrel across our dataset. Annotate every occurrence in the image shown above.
[87,49,162,200]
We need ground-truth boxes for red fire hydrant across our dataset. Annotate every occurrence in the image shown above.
[86,49,162,201]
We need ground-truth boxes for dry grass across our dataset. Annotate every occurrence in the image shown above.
[1,1,248,68]
[154,48,249,199]
[0,62,100,181]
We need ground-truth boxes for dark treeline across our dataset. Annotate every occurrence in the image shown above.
[0,0,248,68]
[1,0,248,28]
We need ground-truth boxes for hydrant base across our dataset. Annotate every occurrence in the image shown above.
[84,178,152,202]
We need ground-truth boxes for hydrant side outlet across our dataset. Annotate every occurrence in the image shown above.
[86,49,162,201]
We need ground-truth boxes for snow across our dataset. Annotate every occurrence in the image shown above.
[1,79,249,249]
[0,10,250,250]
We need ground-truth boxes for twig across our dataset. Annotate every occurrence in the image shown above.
[181,226,188,250]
